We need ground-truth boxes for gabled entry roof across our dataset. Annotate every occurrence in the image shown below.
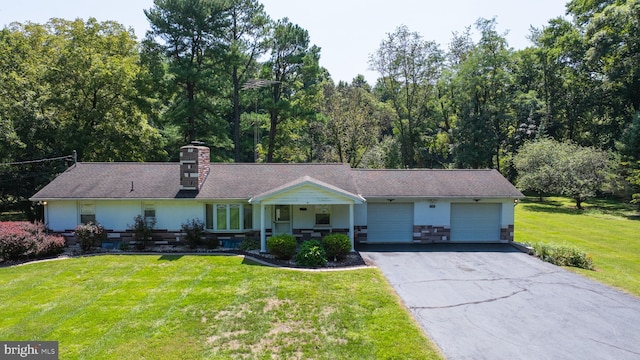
[249,176,365,204]
[199,163,358,199]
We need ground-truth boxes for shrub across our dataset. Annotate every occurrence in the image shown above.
[266,234,297,260]
[35,234,65,258]
[295,240,327,268]
[0,223,34,260]
[0,222,64,260]
[181,218,205,249]
[322,233,351,261]
[130,215,155,250]
[238,237,260,251]
[532,242,594,270]
[75,222,107,252]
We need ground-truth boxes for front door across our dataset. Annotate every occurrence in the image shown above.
[273,205,291,235]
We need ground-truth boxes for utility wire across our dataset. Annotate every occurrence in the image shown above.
[0,168,68,184]
[0,154,73,166]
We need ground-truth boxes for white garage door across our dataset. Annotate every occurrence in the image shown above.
[367,203,413,243]
[450,203,501,242]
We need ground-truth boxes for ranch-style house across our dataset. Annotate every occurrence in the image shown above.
[31,144,524,251]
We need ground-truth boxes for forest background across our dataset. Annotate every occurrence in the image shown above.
[1,0,639,219]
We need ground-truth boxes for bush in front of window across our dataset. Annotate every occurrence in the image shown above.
[181,218,205,249]
[130,215,155,250]
[238,237,260,251]
[266,234,297,260]
[322,233,351,261]
[295,240,327,268]
[75,222,107,252]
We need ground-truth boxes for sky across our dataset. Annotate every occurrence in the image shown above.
[1,0,569,84]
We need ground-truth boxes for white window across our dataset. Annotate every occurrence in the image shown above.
[216,204,228,230]
[207,204,252,231]
[143,204,156,227]
[315,205,331,226]
[80,203,96,224]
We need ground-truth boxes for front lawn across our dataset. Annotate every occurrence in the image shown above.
[0,255,441,359]
[516,197,640,297]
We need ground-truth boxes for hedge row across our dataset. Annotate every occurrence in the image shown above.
[531,242,595,270]
[0,222,65,261]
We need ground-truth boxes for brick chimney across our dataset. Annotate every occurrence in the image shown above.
[179,144,210,191]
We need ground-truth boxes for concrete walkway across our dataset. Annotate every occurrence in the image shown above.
[360,244,640,360]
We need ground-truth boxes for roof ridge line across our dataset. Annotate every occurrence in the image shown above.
[352,168,495,171]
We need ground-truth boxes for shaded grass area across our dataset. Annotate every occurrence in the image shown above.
[0,211,28,221]
[0,255,441,359]
[516,197,640,297]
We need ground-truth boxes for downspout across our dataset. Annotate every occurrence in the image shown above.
[260,203,266,253]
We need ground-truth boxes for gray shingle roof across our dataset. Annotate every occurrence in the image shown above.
[31,163,183,199]
[353,169,523,198]
[31,163,523,200]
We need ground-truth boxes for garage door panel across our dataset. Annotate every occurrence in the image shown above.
[450,203,501,242]
[367,203,413,243]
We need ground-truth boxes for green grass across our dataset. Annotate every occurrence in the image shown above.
[516,197,640,297]
[0,255,442,359]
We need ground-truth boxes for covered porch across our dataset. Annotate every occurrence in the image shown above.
[248,176,365,253]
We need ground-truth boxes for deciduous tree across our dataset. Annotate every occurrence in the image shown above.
[369,25,443,168]
[0,19,164,217]
[322,81,382,167]
[514,139,613,208]
[450,18,514,170]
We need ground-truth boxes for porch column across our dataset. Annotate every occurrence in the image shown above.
[349,203,355,252]
[260,203,266,253]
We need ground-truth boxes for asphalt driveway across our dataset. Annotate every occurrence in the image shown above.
[359,244,640,360]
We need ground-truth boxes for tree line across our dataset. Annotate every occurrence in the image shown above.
[1,0,639,217]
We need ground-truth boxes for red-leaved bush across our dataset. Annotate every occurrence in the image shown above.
[0,222,65,261]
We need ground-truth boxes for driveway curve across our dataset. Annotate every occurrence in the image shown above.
[359,244,640,360]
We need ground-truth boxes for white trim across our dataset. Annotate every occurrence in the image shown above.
[208,203,251,232]
[260,204,266,252]
[349,203,354,251]
[79,202,96,224]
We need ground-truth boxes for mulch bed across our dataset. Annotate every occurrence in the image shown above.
[227,249,368,269]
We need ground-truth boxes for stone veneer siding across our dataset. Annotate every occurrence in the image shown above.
[292,228,349,241]
[354,225,367,243]
[179,145,210,191]
[59,224,513,247]
[413,225,451,243]
[500,225,515,241]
